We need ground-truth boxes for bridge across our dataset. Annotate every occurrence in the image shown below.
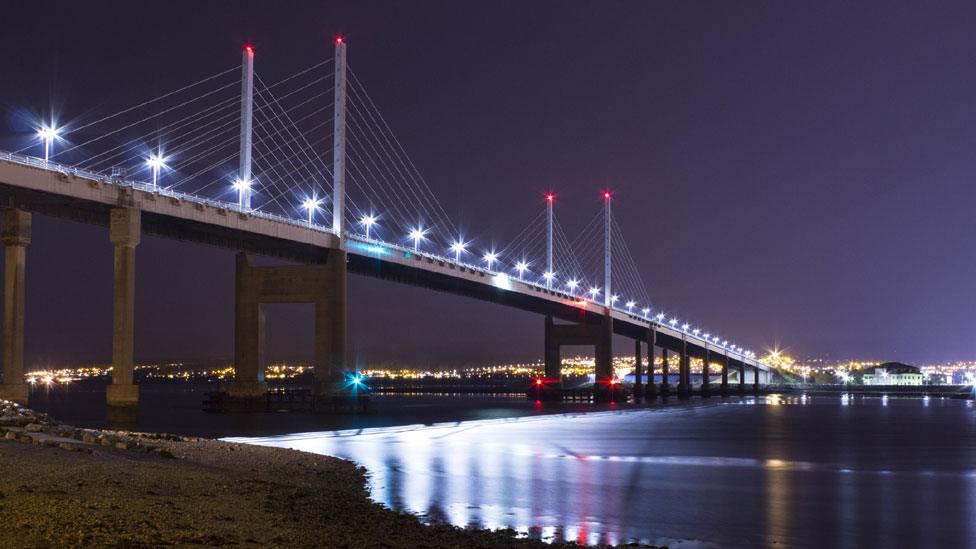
[0,39,773,411]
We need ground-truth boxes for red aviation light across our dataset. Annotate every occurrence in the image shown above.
[335,36,344,45]
[535,378,543,386]
[609,378,618,386]
[244,44,254,53]
[545,193,555,202]
[603,191,612,200]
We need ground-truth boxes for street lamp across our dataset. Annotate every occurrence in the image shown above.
[361,214,377,240]
[625,300,636,312]
[543,271,555,288]
[450,238,467,263]
[588,286,601,300]
[483,251,498,272]
[409,226,427,251]
[37,125,60,162]
[567,278,580,294]
[146,153,167,190]
[515,260,529,281]
[302,197,323,225]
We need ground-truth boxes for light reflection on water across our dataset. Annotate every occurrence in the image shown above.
[228,396,976,547]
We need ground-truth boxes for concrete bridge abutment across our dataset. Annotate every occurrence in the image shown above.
[227,250,347,404]
[0,209,30,405]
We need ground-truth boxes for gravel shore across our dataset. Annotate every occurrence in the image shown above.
[0,401,659,548]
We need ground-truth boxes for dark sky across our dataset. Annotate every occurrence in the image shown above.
[2,1,975,366]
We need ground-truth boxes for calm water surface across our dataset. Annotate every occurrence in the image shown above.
[230,395,976,548]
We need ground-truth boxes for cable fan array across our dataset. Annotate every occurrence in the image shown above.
[5,47,758,360]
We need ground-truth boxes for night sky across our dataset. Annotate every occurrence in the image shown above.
[2,1,975,366]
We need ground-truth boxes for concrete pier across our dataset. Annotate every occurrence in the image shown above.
[541,315,563,401]
[633,338,643,401]
[0,209,29,405]
[739,361,746,395]
[593,313,615,402]
[660,348,670,397]
[542,313,614,402]
[677,340,691,399]
[106,208,140,410]
[753,364,761,394]
[229,249,347,405]
[645,329,658,399]
[701,349,711,397]
[721,354,730,396]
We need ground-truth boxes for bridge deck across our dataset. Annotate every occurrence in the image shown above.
[0,153,769,371]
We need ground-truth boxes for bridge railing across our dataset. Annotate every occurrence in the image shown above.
[0,150,336,236]
[0,149,772,371]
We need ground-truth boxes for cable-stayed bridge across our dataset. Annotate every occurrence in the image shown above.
[0,39,773,410]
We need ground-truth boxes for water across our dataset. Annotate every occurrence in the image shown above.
[229,394,976,548]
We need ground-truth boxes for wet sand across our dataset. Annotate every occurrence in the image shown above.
[0,401,658,547]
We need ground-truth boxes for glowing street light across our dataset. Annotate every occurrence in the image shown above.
[36,125,60,162]
[625,300,635,312]
[655,313,665,321]
[588,286,601,299]
[515,260,530,280]
[302,197,323,225]
[681,323,690,331]
[669,318,678,326]
[361,214,377,240]
[543,271,555,287]
[483,250,499,272]
[567,278,580,293]
[146,153,167,190]
[610,294,619,305]
[450,238,468,263]
[693,328,701,336]
[641,307,650,316]
[409,226,427,251]
[232,178,251,211]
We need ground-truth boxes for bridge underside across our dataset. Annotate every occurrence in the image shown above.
[0,179,771,409]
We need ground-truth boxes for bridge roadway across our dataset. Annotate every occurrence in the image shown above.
[0,152,772,408]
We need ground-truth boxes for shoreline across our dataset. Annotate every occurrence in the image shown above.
[0,400,661,548]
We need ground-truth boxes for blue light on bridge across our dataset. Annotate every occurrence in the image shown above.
[349,241,388,256]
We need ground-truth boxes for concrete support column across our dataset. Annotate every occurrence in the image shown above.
[106,208,140,409]
[738,361,746,395]
[593,313,615,402]
[633,338,643,402]
[721,354,730,397]
[753,365,761,395]
[541,314,563,401]
[230,252,267,398]
[677,340,691,399]
[0,210,29,405]
[314,248,347,395]
[701,349,711,398]
[659,348,669,398]
[645,329,658,399]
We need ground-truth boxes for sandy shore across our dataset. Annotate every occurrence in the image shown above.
[0,401,659,548]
